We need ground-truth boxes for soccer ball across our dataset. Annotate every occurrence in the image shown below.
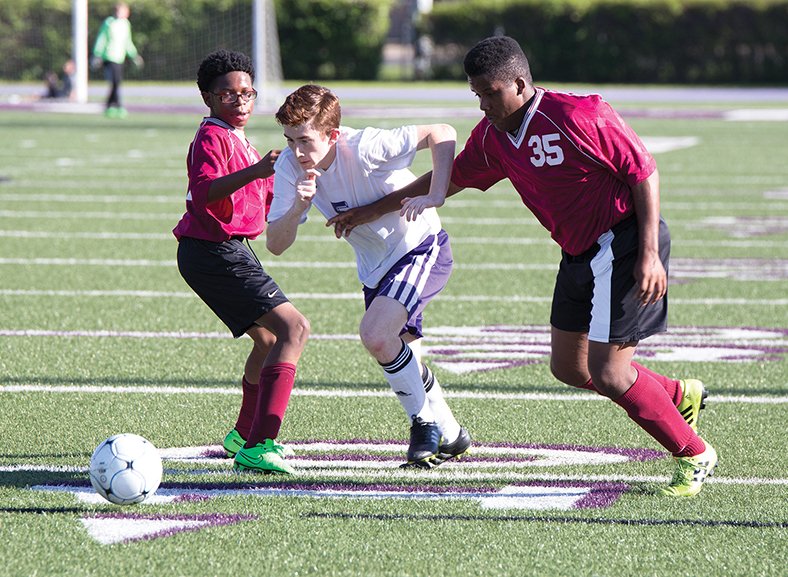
[89,433,163,505]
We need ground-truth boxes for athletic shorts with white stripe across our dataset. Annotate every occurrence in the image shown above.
[363,230,453,339]
[550,215,670,343]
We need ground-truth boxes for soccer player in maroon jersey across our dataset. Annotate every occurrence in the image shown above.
[328,36,717,497]
[173,50,310,474]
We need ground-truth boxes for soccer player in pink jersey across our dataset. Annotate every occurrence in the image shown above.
[329,36,717,497]
[173,50,310,474]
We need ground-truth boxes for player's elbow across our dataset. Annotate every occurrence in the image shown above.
[434,123,456,143]
[266,234,287,256]
[266,240,285,256]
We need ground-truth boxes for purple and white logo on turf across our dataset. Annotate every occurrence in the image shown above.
[422,325,788,374]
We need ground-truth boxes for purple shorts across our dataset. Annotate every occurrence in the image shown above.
[363,230,453,339]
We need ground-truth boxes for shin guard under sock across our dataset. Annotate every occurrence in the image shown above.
[245,362,296,447]
[234,376,258,438]
[612,370,698,456]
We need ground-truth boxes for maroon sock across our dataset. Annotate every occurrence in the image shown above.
[584,364,682,405]
[245,363,296,447]
[233,377,259,439]
[612,369,698,456]
[631,361,682,405]
[577,379,598,391]
[676,435,706,457]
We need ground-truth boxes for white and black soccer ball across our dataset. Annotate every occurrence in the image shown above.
[89,433,163,505]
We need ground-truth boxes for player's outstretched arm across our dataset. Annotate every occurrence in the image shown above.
[401,123,456,221]
[267,169,317,255]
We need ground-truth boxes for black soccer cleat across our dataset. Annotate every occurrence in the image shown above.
[435,426,472,464]
[400,417,441,469]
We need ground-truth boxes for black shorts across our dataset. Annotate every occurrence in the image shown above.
[177,236,289,338]
[550,216,670,343]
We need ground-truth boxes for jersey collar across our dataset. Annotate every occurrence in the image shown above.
[506,88,544,148]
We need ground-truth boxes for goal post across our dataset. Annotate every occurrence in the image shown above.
[72,0,89,104]
[68,0,282,107]
[252,0,283,110]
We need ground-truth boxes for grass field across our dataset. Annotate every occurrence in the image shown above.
[0,83,787,577]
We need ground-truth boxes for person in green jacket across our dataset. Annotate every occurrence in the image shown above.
[92,2,143,118]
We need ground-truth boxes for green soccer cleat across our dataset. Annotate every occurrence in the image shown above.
[223,429,295,459]
[222,428,245,458]
[233,439,295,475]
[435,426,472,464]
[677,379,708,432]
[660,439,718,497]
[104,106,128,119]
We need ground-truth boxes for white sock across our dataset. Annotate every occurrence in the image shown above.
[422,364,461,443]
[381,341,434,423]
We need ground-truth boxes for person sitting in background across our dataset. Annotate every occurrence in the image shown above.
[42,60,75,100]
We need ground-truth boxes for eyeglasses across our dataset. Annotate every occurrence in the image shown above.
[209,90,258,104]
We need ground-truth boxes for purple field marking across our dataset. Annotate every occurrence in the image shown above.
[504,481,631,509]
[425,324,788,372]
[241,439,666,462]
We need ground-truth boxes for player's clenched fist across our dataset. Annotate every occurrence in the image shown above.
[295,168,319,207]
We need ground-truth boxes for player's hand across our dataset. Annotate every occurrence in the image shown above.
[326,205,377,239]
[295,169,318,209]
[133,55,144,69]
[257,149,280,178]
[400,193,444,221]
[634,251,667,305]
[90,56,102,70]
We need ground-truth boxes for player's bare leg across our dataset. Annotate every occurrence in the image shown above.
[244,328,276,384]
[361,296,439,466]
[252,302,310,366]
[550,327,704,429]
[550,327,714,495]
[549,327,592,388]
[233,303,309,474]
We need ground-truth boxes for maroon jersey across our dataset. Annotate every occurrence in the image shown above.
[451,88,656,255]
[173,117,272,242]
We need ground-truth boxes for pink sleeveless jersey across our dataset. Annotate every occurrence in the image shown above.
[173,117,272,242]
[451,88,656,256]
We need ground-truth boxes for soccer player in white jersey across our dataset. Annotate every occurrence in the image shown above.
[328,37,717,497]
[267,84,471,468]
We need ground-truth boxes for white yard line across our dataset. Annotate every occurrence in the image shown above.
[1,290,786,306]
[3,257,788,286]
[2,463,785,486]
[0,383,785,404]
[0,229,783,248]
[2,207,786,221]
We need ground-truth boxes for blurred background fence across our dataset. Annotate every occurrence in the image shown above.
[1,0,786,84]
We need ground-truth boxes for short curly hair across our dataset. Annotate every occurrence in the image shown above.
[197,49,255,92]
[463,36,532,85]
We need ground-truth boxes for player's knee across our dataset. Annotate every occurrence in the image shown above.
[549,358,587,388]
[296,314,311,341]
[358,327,394,361]
[359,329,383,357]
[256,330,277,351]
[286,314,310,350]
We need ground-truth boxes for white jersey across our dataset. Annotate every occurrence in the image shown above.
[269,125,442,288]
